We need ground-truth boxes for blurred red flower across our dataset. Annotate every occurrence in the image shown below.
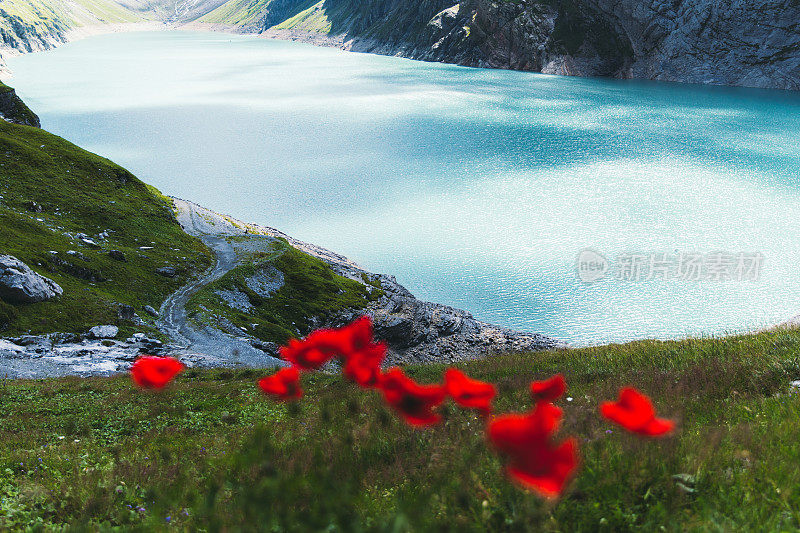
[378,367,446,427]
[279,316,379,371]
[530,374,566,403]
[340,315,374,353]
[343,341,387,388]
[600,387,674,437]
[258,366,303,401]
[279,329,346,370]
[444,368,496,414]
[130,356,184,389]
[487,401,578,498]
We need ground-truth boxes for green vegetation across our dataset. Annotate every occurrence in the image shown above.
[198,0,315,27]
[0,115,212,337]
[1,328,800,529]
[188,238,380,344]
[0,0,142,34]
[271,0,331,33]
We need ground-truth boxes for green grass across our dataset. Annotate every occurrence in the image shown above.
[1,328,800,529]
[271,0,331,33]
[0,115,213,337]
[188,238,381,344]
[0,0,142,27]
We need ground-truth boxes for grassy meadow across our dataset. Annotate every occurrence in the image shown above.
[1,327,799,530]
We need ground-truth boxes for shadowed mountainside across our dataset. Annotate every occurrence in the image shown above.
[2,0,798,88]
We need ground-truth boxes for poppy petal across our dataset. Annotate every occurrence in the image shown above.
[600,387,673,437]
[530,374,567,402]
[258,367,303,401]
[130,356,184,389]
[444,368,496,414]
[378,367,446,427]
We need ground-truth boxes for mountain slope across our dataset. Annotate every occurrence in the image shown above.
[3,0,799,88]
[0,92,214,336]
[199,0,800,90]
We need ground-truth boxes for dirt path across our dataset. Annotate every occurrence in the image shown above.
[158,199,286,369]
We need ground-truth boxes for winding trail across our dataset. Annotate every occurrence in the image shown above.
[158,199,286,368]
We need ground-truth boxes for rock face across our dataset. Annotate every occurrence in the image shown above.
[318,270,563,364]
[0,85,40,127]
[0,255,62,303]
[88,325,119,339]
[156,266,177,278]
[245,266,284,297]
[262,0,800,90]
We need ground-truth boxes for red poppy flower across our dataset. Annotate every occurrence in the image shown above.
[340,315,374,353]
[600,387,674,437]
[343,341,386,388]
[530,374,566,403]
[444,368,497,414]
[278,316,378,371]
[487,402,578,498]
[130,356,184,389]
[279,329,347,370]
[378,367,446,427]
[258,366,303,401]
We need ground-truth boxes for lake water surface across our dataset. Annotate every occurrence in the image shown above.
[8,31,800,345]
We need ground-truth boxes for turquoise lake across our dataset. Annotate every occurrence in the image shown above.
[7,31,800,346]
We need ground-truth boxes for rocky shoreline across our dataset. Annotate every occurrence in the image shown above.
[0,198,563,378]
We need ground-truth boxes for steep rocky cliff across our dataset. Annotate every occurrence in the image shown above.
[243,0,799,89]
[3,0,799,88]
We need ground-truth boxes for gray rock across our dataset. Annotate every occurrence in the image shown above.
[214,288,253,312]
[156,266,177,278]
[88,325,119,339]
[245,266,285,297]
[143,305,159,317]
[117,304,136,321]
[0,255,63,303]
[24,200,42,213]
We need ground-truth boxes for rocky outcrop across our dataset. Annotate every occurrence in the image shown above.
[0,255,62,303]
[170,198,563,367]
[0,84,40,126]
[88,325,119,339]
[313,259,563,365]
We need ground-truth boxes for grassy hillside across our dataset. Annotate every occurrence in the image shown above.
[0,113,212,337]
[0,0,143,36]
[188,237,381,344]
[0,328,799,529]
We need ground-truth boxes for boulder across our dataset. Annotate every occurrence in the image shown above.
[88,325,119,339]
[143,305,159,317]
[155,266,177,278]
[108,250,126,262]
[117,305,136,321]
[24,200,42,213]
[0,255,63,304]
